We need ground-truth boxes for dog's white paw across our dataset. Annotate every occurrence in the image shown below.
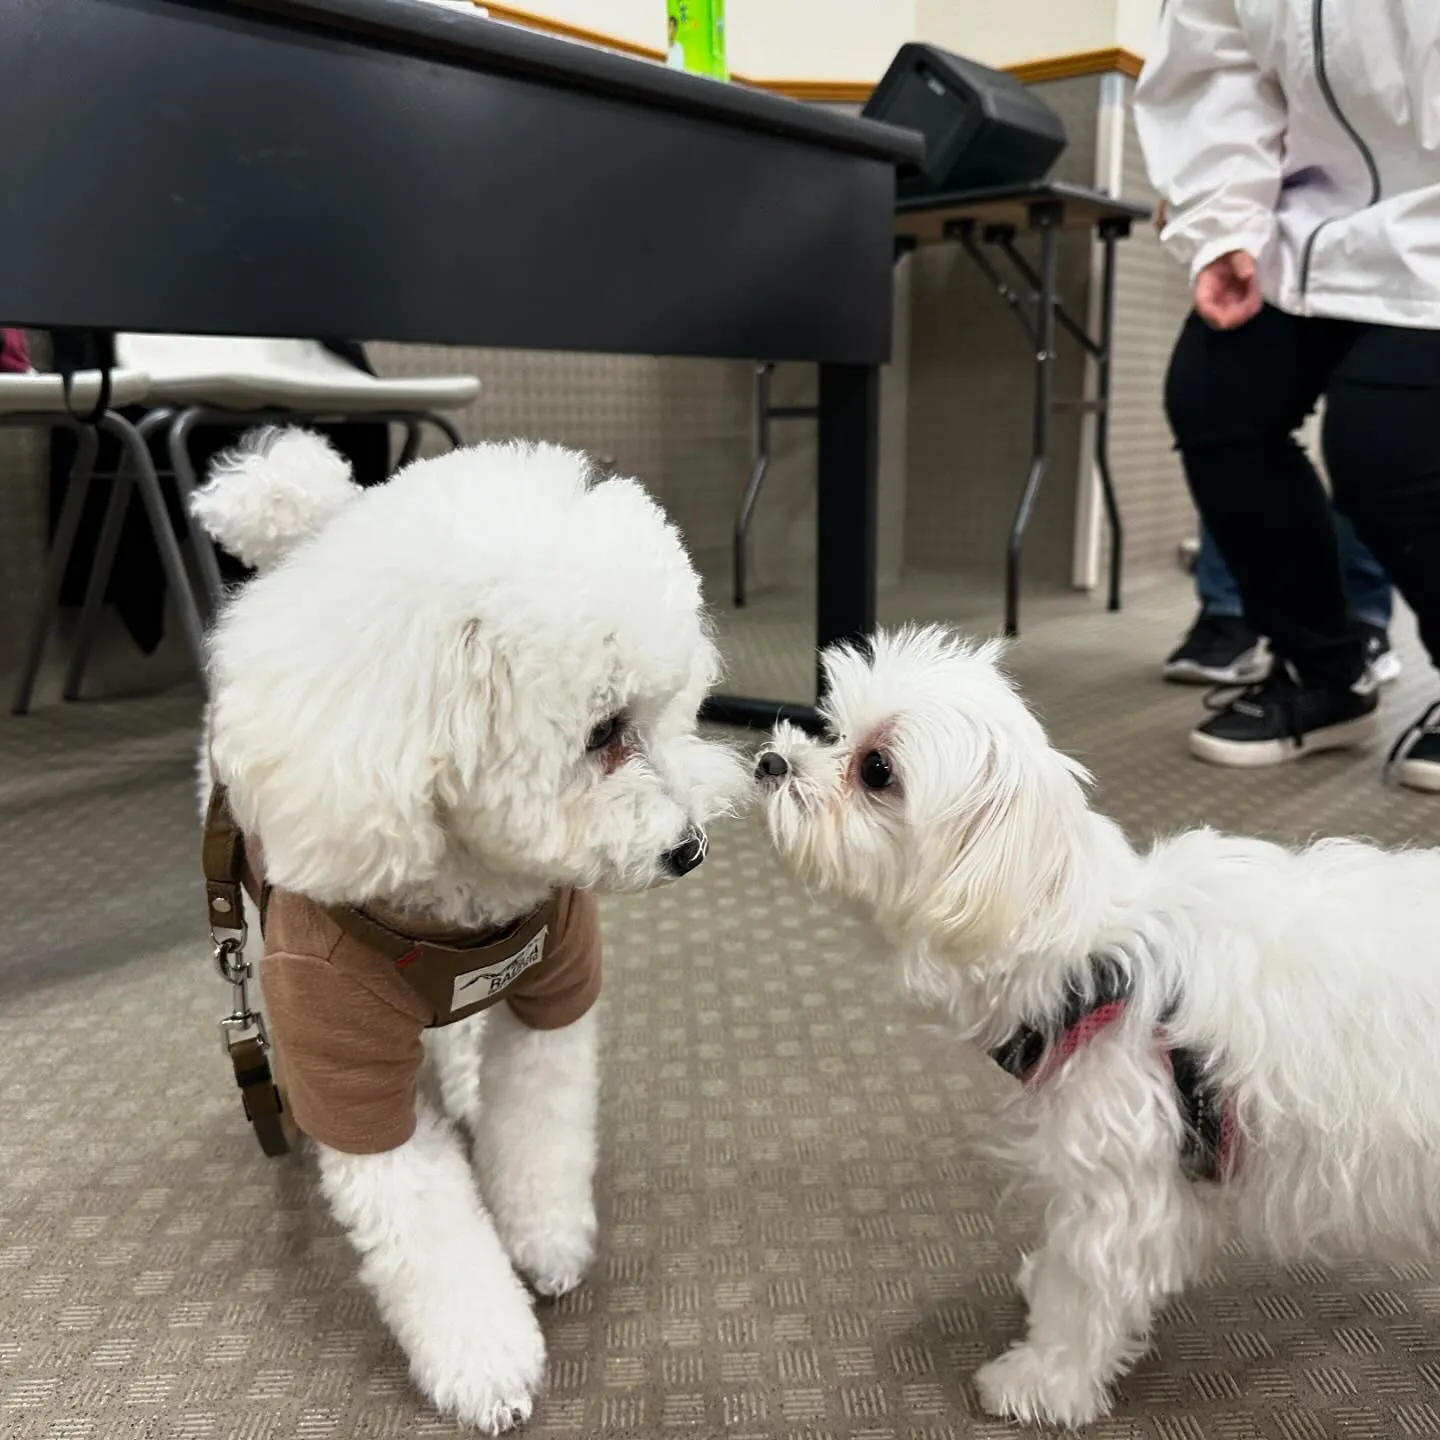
[500,1201,598,1299]
[975,1344,1110,1429]
[408,1293,547,1433]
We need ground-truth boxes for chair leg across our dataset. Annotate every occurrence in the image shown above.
[733,364,773,610]
[64,464,132,703]
[166,406,228,611]
[11,424,99,715]
[106,413,207,677]
[64,410,174,701]
[422,412,465,452]
[396,422,422,471]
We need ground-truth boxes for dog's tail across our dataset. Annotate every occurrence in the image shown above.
[190,426,362,573]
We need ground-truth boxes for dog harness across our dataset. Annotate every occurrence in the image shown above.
[202,785,601,1158]
[987,958,1239,1184]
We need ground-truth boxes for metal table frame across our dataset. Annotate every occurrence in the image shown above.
[895,182,1150,637]
[703,362,880,730]
[732,363,818,611]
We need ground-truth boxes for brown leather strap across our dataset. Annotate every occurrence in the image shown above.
[203,784,555,1165]
[325,899,557,1027]
[204,785,291,1158]
[202,784,247,933]
[227,1032,294,1158]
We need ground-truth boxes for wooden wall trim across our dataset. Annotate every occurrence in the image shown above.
[475,6,1143,98]
[480,3,663,61]
[742,80,876,104]
[1007,47,1143,84]
[744,52,1142,100]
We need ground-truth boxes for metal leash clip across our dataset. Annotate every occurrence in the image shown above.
[204,784,292,1157]
[211,917,291,1157]
[215,928,267,1054]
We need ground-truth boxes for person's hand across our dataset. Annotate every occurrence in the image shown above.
[1194,250,1262,330]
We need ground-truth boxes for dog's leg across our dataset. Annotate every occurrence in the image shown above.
[316,1102,546,1434]
[471,1004,599,1298]
[975,1168,1212,1428]
[425,1017,485,1136]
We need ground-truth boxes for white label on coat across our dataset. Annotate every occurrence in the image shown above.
[450,926,549,1011]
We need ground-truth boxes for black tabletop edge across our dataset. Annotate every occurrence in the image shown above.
[895,179,1153,217]
[201,0,925,163]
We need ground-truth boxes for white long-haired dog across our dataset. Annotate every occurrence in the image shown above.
[193,428,746,1432]
[757,624,1440,1429]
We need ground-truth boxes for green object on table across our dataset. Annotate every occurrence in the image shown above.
[665,0,727,81]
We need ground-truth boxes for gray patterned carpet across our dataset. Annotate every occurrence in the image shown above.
[4,573,1440,1440]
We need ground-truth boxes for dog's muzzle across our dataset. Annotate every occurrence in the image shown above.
[754,750,789,783]
[662,826,708,877]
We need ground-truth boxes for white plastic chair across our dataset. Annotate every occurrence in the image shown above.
[117,335,480,418]
[3,368,209,714]
[113,335,477,598]
[14,338,480,712]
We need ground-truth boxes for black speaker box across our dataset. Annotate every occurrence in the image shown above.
[862,43,1068,198]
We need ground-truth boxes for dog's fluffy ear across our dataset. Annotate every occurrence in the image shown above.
[210,610,503,903]
[921,732,1090,959]
[191,426,362,572]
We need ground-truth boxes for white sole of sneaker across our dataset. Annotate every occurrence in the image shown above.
[1370,652,1403,686]
[1188,711,1380,768]
[1397,759,1440,792]
[1162,654,1268,687]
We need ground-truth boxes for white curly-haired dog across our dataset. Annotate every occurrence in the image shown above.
[192,428,746,1432]
[756,624,1440,1429]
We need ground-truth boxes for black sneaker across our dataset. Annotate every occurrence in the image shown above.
[1355,620,1402,686]
[1163,612,1266,686]
[1190,663,1379,768]
[1387,701,1440,792]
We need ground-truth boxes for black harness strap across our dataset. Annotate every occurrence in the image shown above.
[1168,1044,1234,1183]
[988,956,1133,1084]
[988,957,1236,1184]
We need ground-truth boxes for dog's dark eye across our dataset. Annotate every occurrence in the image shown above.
[859,750,893,790]
[586,715,623,753]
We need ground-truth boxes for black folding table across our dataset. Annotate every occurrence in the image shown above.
[895,181,1152,636]
[0,0,922,733]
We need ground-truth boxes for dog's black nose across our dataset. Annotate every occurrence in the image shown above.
[755,750,789,781]
[662,827,708,877]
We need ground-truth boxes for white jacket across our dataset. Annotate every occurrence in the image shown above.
[1133,0,1440,329]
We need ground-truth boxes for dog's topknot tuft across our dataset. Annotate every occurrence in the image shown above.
[190,426,362,573]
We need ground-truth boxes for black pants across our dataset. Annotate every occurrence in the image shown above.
[1165,305,1440,689]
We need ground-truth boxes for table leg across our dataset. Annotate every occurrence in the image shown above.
[1095,225,1124,612]
[701,362,880,734]
[1004,212,1059,638]
[814,362,879,683]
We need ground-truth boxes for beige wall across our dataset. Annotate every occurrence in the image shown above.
[501,0,1165,78]
[1114,0,1163,56]
[489,0,655,52]
[728,0,916,81]
[916,0,1114,67]
[902,74,1100,592]
[495,0,919,80]
[1103,75,1196,582]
